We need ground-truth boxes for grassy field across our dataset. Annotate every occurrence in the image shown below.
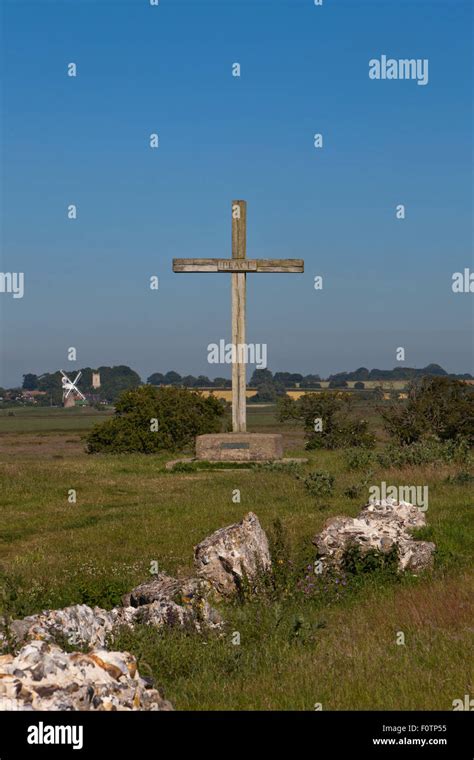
[0,403,472,710]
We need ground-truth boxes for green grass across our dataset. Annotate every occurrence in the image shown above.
[0,406,113,433]
[0,404,472,710]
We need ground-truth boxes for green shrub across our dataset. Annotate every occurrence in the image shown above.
[343,468,374,500]
[343,484,363,500]
[278,392,375,450]
[343,544,399,578]
[170,461,196,473]
[381,376,474,445]
[444,471,474,485]
[252,461,303,475]
[305,418,375,450]
[301,470,335,499]
[344,448,375,471]
[376,439,471,469]
[86,385,225,454]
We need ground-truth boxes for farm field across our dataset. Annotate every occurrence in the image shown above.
[0,402,472,710]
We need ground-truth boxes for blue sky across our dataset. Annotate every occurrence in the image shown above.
[0,0,472,387]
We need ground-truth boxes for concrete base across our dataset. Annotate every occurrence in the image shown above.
[196,433,284,462]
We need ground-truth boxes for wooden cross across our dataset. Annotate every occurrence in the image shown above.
[173,200,304,433]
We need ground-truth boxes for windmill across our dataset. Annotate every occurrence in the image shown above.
[60,370,86,408]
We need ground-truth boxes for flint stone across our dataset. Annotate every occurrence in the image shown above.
[121,572,222,629]
[123,572,210,607]
[1,514,271,654]
[6,604,116,650]
[194,511,271,596]
[1,586,222,652]
[0,640,172,711]
[312,498,435,574]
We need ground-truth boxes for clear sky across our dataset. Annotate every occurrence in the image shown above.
[0,0,472,387]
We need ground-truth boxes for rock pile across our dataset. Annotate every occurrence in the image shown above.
[312,498,435,573]
[1,591,221,653]
[0,512,269,655]
[0,505,435,711]
[0,640,172,711]
[0,513,271,711]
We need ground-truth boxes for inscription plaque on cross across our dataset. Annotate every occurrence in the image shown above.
[173,200,304,433]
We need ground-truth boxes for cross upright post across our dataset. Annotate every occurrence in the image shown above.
[231,200,247,432]
[172,200,304,435]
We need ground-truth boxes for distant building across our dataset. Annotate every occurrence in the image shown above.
[20,390,47,403]
[92,371,101,389]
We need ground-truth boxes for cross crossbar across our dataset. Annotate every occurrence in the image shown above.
[173,258,304,273]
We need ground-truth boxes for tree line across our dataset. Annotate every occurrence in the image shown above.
[17,362,472,405]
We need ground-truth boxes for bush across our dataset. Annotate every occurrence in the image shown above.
[343,468,374,500]
[86,385,225,454]
[277,392,375,450]
[250,382,277,402]
[376,439,471,469]
[344,448,375,471]
[170,461,196,473]
[381,376,474,445]
[301,471,335,499]
[342,544,399,579]
[343,484,362,500]
[444,471,474,485]
[276,395,301,422]
[305,418,375,451]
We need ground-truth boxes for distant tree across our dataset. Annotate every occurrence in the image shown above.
[354,381,365,389]
[37,371,63,405]
[96,366,141,401]
[329,379,348,389]
[251,382,277,402]
[213,377,231,388]
[164,371,182,385]
[289,373,304,385]
[193,375,211,387]
[147,373,166,386]
[249,369,273,387]
[300,375,321,388]
[273,372,292,387]
[181,375,197,387]
[422,363,448,376]
[350,367,370,381]
[274,372,304,387]
[369,369,391,380]
[22,373,39,390]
